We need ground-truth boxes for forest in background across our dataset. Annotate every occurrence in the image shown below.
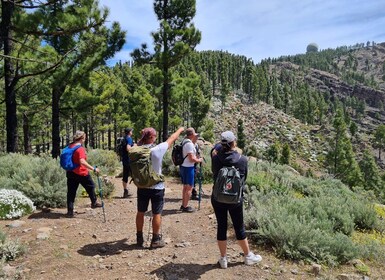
[2,0,385,200]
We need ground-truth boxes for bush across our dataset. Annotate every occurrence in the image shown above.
[0,230,26,262]
[87,149,121,176]
[0,189,36,219]
[0,153,67,208]
[244,161,382,265]
[0,151,118,208]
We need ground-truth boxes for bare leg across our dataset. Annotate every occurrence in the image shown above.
[218,240,227,257]
[136,211,145,232]
[152,213,161,235]
[237,238,251,256]
[182,185,193,207]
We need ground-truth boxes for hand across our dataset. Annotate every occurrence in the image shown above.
[93,167,100,174]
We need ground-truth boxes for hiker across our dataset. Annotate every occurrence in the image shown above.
[179,127,203,212]
[121,128,135,198]
[135,127,184,248]
[211,131,262,268]
[65,130,102,218]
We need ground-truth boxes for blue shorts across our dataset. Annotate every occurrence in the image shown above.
[179,166,195,186]
[137,188,165,214]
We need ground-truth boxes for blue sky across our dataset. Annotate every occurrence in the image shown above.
[98,0,385,65]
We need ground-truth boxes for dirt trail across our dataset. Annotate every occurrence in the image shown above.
[1,177,382,280]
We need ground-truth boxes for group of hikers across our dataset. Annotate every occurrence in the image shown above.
[62,127,262,269]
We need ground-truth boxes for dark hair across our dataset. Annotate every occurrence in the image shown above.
[124,128,133,134]
[221,143,232,152]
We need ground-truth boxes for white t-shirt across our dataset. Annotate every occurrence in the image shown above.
[143,142,169,190]
[181,139,196,167]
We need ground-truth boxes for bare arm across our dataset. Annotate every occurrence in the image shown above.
[187,152,203,163]
[166,127,185,147]
[80,158,100,174]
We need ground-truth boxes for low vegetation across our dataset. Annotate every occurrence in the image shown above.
[244,161,385,265]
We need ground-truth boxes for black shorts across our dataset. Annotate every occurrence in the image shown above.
[137,188,165,214]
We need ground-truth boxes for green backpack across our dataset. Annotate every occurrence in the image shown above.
[128,146,164,188]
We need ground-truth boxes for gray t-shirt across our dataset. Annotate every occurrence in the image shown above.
[142,142,169,190]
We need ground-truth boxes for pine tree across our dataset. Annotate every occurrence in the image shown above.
[359,150,383,199]
[265,142,280,163]
[237,119,246,150]
[131,0,201,141]
[326,110,362,188]
[280,143,291,165]
[374,124,385,160]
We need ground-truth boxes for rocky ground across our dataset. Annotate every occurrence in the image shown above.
[1,177,384,280]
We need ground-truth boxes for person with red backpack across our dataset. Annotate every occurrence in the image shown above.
[211,131,262,268]
[65,131,102,218]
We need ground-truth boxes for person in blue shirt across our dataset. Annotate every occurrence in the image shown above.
[121,128,134,198]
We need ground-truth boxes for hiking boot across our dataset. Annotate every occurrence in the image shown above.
[192,188,198,197]
[65,209,74,218]
[123,189,132,198]
[244,252,262,265]
[218,256,228,269]
[136,232,144,247]
[91,202,103,209]
[180,205,195,213]
[190,194,199,200]
[150,234,165,249]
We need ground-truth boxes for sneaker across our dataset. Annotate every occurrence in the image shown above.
[180,205,195,213]
[136,232,144,247]
[218,256,228,269]
[244,252,262,265]
[123,189,132,198]
[91,202,103,209]
[150,235,165,249]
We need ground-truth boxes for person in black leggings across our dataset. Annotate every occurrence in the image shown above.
[211,130,262,269]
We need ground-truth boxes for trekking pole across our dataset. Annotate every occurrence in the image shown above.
[96,172,106,223]
[197,161,204,210]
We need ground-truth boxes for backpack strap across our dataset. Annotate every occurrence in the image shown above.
[180,139,191,163]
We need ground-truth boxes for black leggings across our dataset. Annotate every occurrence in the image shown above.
[211,196,246,241]
[66,172,97,210]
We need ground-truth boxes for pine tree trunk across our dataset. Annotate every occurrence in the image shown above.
[51,87,62,158]
[2,0,18,153]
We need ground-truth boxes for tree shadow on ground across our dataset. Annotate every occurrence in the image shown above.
[161,209,181,216]
[78,238,144,256]
[150,262,221,280]
[164,197,182,203]
[28,210,65,220]
[27,209,90,220]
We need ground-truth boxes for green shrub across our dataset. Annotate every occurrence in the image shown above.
[244,161,381,265]
[0,230,26,261]
[0,153,67,208]
[87,149,121,176]
[0,151,119,208]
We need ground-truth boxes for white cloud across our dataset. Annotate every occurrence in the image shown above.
[99,0,385,64]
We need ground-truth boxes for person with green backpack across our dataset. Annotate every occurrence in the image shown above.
[132,126,184,249]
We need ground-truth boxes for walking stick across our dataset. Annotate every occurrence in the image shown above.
[96,173,106,223]
[197,161,203,210]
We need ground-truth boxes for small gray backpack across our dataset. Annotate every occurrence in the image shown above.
[213,165,243,204]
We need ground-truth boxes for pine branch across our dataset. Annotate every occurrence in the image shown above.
[14,0,62,9]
